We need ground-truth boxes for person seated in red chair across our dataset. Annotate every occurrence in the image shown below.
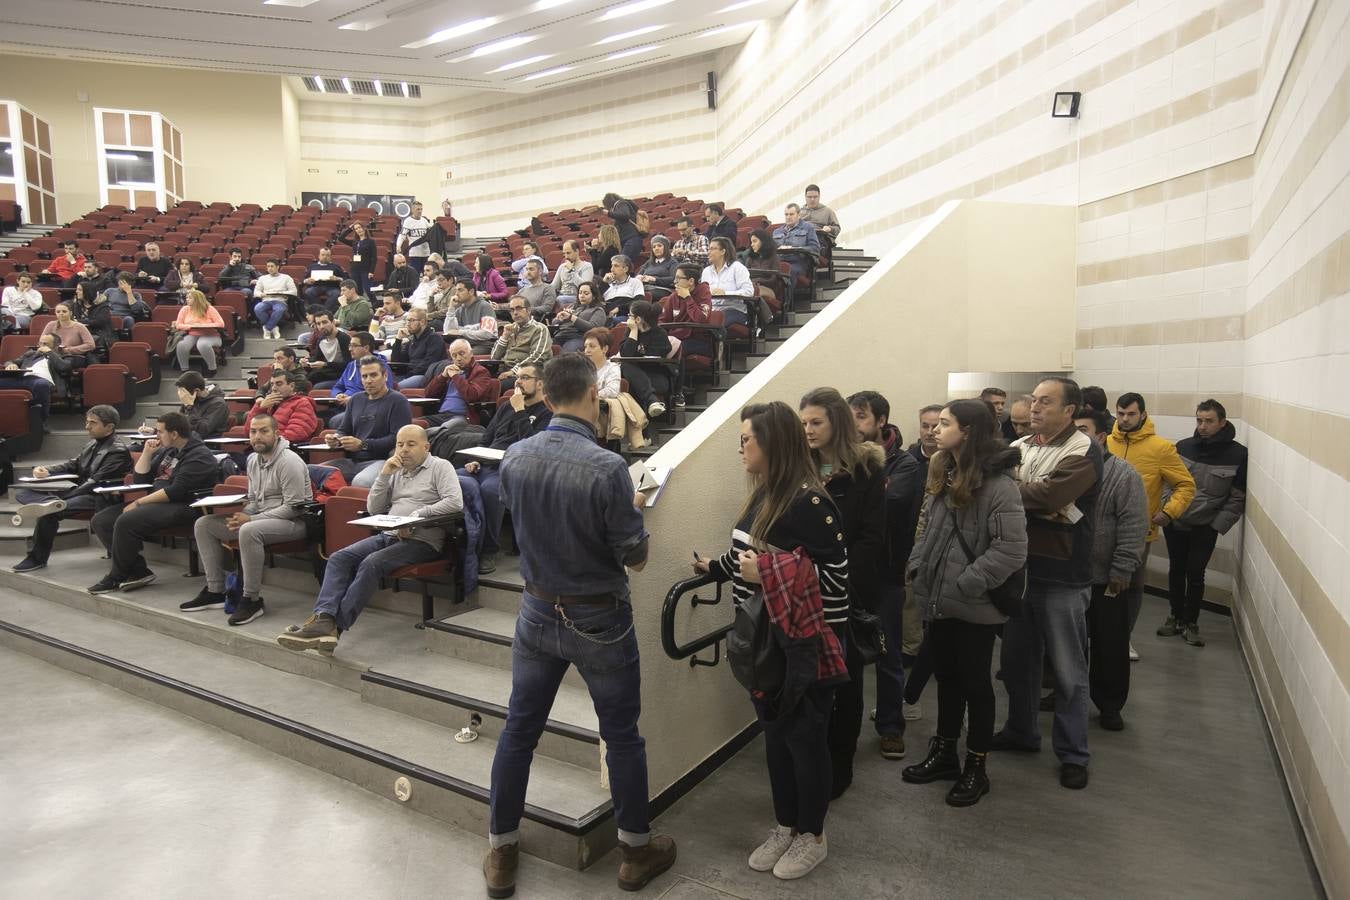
[422,338,495,429]
[4,332,73,425]
[183,412,313,626]
[277,424,462,654]
[245,369,318,444]
[11,404,133,573]
[38,240,86,287]
[87,411,221,594]
[303,310,352,390]
[659,263,713,358]
[459,362,552,575]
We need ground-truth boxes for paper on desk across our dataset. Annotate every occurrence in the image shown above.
[94,483,154,494]
[190,493,248,508]
[349,514,421,528]
[456,446,505,462]
[628,461,671,507]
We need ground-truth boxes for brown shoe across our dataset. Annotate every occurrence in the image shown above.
[617,833,676,892]
[879,734,906,760]
[483,843,518,898]
[276,613,339,652]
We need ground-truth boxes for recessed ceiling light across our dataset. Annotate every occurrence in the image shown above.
[262,0,321,6]
[595,24,665,45]
[523,65,575,81]
[700,21,759,37]
[311,74,325,93]
[339,17,387,31]
[450,35,539,62]
[402,17,499,50]
[341,77,353,94]
[605,43,661,61]
[598,0,675,22]
[718,0,769,11]
[490,54,555,73]
[532,0,574,8]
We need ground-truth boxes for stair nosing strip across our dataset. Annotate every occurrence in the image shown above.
[0,618,612,833]
[423,617,513,647]
[361,669,601,745]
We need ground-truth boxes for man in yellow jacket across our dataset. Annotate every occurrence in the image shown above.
[1105,393,1195,656]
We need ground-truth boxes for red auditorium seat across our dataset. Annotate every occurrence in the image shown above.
[108,341,159,395]
[81,363,136,419]
[132,321,170,362]
[0,388,42,454]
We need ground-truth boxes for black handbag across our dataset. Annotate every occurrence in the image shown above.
[950,514,1026,618]
[849,608,886,665]
[727,589,786,696]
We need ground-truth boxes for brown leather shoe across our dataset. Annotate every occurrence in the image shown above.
[483,843,518,898]
[617,834,676,892]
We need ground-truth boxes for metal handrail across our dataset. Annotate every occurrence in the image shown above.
[661,573,735,668]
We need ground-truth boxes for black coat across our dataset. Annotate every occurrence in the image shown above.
[483,400,552,451]
[307,329,352,384]
[824,451,887,612]
[49,434,132,501]
[879,426,924,580]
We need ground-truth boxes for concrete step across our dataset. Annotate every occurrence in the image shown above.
[0,594,613,870]
[425,604,587,692]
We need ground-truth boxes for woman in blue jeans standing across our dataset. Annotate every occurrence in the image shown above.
[693,401,849,882]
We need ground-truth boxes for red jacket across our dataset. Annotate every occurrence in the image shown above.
[46,253,87,281]
[424,360,496,424]
[659,282,711,341]
[245,393,319,443]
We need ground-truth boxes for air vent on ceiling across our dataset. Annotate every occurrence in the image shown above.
[301,77,422,99]
[350,79,378,96]
[322,77,346,93]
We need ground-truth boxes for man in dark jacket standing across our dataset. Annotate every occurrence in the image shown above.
[994,377,1101,791]
[88,411,221,594]
[12,405,132,572]
[1160,399,1247,647]
[850,390,924,760]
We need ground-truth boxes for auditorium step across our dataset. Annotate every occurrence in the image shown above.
[0,544,617,869]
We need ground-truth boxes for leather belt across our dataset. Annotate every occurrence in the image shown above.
[525,583,616,606]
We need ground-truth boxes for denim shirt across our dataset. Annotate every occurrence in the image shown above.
[500,414,648,598]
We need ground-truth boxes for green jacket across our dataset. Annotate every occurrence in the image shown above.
[335,296,372,331]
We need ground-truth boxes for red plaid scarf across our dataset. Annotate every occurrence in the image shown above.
[757,548,847,682]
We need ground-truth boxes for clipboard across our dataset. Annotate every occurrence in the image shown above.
[629,461,672,507]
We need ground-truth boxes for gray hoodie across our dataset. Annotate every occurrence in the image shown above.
[242,438,313,520]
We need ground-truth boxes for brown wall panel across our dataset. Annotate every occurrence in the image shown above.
[102,111,126,145]
[129,113,153,147]
[36,119,50,153]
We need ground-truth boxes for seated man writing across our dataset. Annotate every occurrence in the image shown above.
[277,424,463,653]
[184,412,313,626]
[325,355,413,488]
[87,411,221,594]
[11,405,132,573]
[458,363,552,574]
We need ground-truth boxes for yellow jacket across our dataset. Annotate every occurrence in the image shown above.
[1107,416,1196,541]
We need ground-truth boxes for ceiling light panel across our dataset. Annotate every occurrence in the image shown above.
[605,43,661,60]
[523,65,575,81]
[700,21,759,37]
[718,0,769,11]
[597,0,675,21]
[450,35,539,62]
[595,24,666,45]
[490,54,555,73]
[403,17,499,50]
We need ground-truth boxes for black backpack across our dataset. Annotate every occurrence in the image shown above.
[727,589,785,696]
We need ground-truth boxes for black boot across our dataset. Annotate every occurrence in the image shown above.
[902,736,961,784]
[946,751,990,807]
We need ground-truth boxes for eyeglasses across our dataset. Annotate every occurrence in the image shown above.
[516,374,539,382]
[509,306,527,312]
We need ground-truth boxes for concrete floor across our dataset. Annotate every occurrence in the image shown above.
[0,595,1322,900]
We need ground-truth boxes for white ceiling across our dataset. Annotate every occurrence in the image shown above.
[0,0,793,98]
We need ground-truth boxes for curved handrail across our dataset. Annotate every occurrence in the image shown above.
[661,573,734,667]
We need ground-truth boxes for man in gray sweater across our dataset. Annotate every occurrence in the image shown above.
[1076,410,1147,731]
[183,413,314,625]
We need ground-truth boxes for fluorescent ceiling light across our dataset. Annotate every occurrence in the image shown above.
[373,80,382,94]
[598,0,674,21]
[262,0,321,6]
[105,152,143,160]
[700,21,759,37]
[718,0,769,11]
[532,0,575,8]
[341,77,353,94]
[339,18,388,31]
[523,65,575,81]
[403,17,499,50]
[401,81,410,97]
[595,24,665,45]
[605,43,661,60]
[490,54,554,73]
[450,35,538,62]
[311,74,325,92]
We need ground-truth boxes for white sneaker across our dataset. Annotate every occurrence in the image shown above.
[903,701,922,721]
[647,401,666,418]
[772,833,827,880]
[1129,643,1140,662]
[748,824,794,872]
[12,498,66,527]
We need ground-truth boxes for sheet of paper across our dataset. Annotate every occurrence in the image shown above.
[20,475,78,483]
[190,493,248,508]
[94,484,154,494]
[628,462,672,506]
[348,514,421,529]
[456,446,505,462]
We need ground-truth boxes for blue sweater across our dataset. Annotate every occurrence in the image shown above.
[340,390,412,462]
[331,358,396,397]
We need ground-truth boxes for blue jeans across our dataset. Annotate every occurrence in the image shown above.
[254,300,287,329]
[313,532,440,631]
[489,592,648,844]
[873,581,908,736]
[397,374,427,389]
[458,466,503,553]
[999,582,1091,766]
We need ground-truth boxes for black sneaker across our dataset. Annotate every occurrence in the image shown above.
[478,550,498,575]
[228,596,265,626]
[673,392,687,408]
[1182,623,1206,647]
[1100,709,1125,731]
[1060,763,1089,790]
[13,557,47,573]
[990,731,1040,753]
[119,570,157,592]
[88,574,122,594]
[180,587,227,612]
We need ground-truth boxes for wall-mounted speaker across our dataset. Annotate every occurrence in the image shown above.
[707,71,718,110]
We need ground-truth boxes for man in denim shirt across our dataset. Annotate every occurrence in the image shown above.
[484,353,675,898]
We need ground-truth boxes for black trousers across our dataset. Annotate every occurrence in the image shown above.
[929,618,999,752]
[15,489,98,563]
[827,627,863,790]
[1163,524,1220,624]
[618,362,655,411]
[1087,583,1131,715]
[91,501,197,579]
[755,683,835,836]
[904,624,934,704]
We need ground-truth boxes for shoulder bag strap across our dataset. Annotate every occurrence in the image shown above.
[949,506,977,563]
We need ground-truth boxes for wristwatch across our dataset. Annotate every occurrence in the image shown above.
[360,440,369,452]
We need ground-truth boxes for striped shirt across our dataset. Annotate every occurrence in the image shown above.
[709,488,850,624]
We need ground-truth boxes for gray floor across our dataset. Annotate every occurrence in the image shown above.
[0,595,1321,900]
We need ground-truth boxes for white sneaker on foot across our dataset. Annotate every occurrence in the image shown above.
[748,824,794,872]
[903,701,922,721]
[13,498,66,526]
[647,401,666,418]
[1129,643,1140,662]
[772,833,827,880]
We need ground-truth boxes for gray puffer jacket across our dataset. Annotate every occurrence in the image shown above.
[907,448,1028,625]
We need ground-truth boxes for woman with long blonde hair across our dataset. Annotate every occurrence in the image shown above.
[174,289,226,376]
